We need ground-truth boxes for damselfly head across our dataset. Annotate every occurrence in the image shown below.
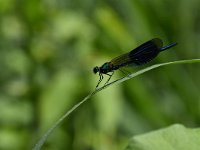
[93,66,99,74]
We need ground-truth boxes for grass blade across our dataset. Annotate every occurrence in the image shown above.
[33,59,200,150]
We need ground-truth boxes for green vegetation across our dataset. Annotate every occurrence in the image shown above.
[126,124,200,150]
[0,0,200,150]
[33,59,200,150]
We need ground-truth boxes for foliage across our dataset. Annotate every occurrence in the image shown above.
[33,59,200,150]
[126,124,200,150]
[0,0,200,150]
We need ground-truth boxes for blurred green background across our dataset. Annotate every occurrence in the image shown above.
[0,0,200,149]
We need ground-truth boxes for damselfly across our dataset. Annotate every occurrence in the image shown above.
[93,38,177,88]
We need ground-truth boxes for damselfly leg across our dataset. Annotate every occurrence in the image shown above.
[119,68,130,75]
[96,73,103,88]
[104,71,114,86]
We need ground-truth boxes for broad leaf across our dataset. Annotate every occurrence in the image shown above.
[125,124,200,150]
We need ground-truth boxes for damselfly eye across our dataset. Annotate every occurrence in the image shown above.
[93,67,99,74]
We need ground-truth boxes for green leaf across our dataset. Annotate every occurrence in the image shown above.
[125,124,200,150]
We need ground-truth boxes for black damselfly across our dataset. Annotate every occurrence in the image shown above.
[93,38,177,88]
